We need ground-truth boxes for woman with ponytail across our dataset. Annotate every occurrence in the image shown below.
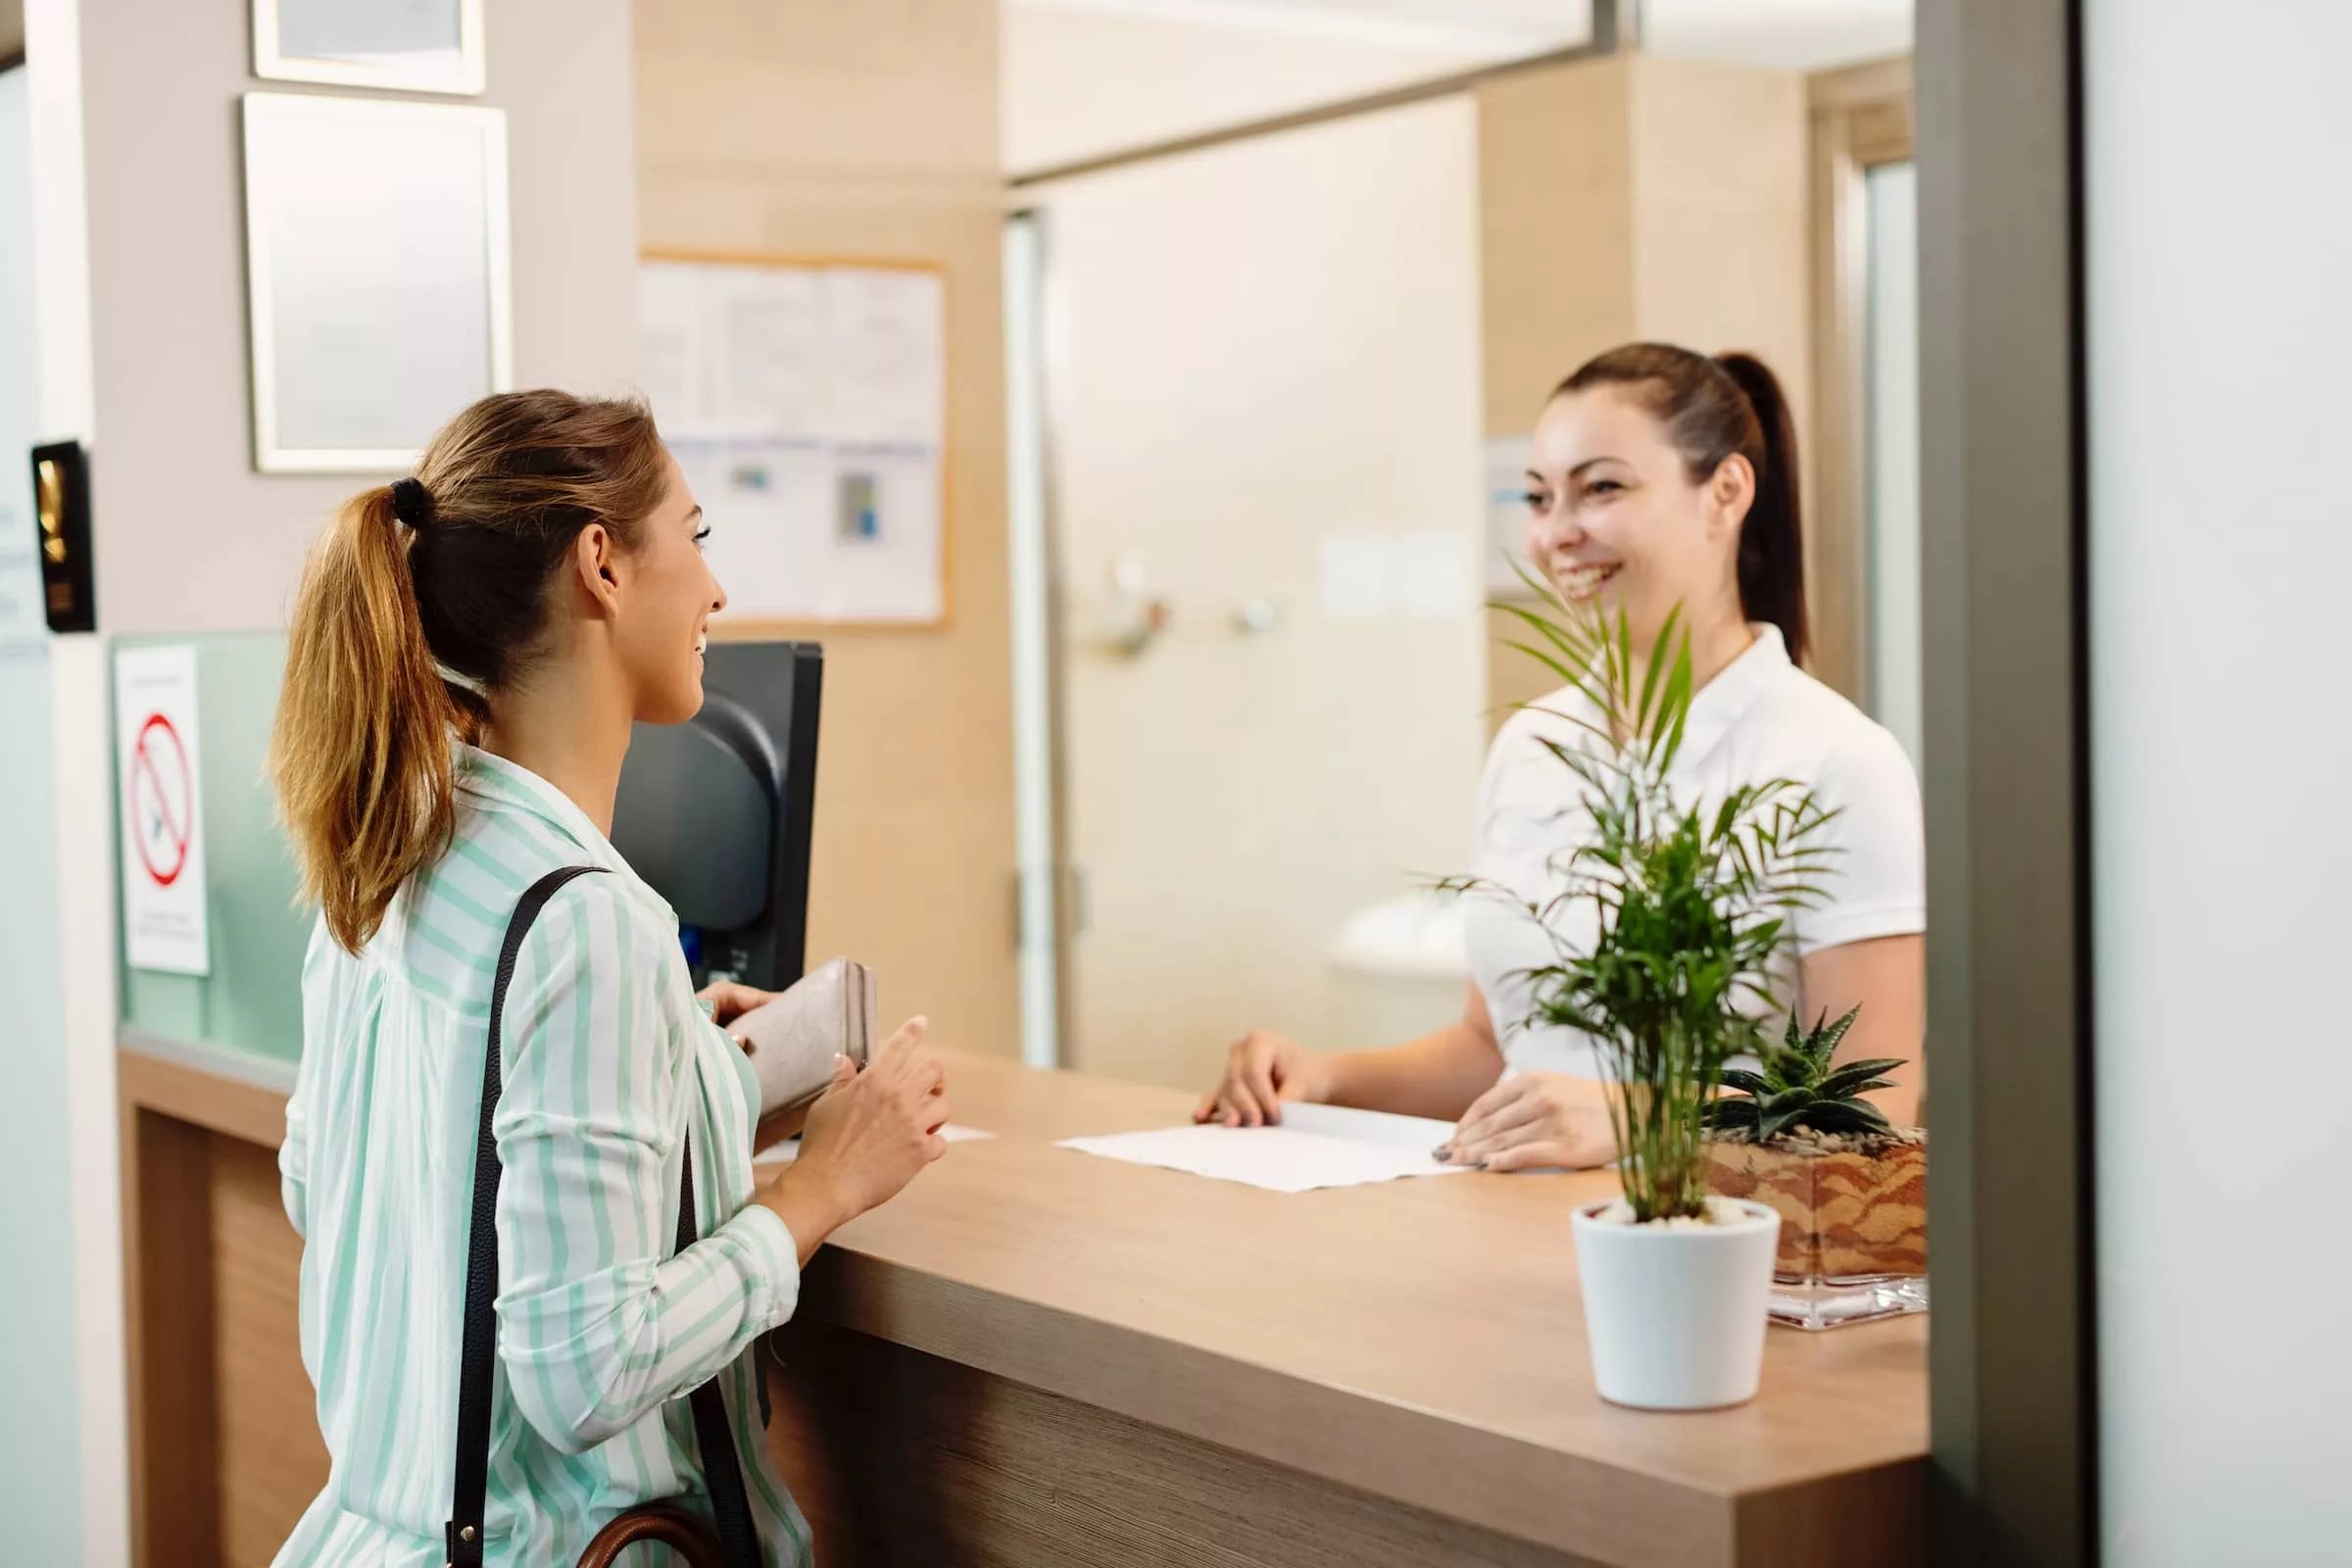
[1199,346,1926,1172]
[270,391,947,1567]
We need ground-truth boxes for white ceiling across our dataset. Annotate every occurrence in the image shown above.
[1642,0,1911,70]
[1009,0,1913,71]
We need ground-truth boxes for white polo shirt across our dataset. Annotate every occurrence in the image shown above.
[1464,623,1925,1080]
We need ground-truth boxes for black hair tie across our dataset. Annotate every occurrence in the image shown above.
[390,476,436,529]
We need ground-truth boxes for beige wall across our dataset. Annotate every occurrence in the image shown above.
[636,0,1019,1058]
[77,0,639,635]
[1003,4,1490,174]
[1477,53,1810,723]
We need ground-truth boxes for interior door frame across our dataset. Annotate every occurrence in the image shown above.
[1918,1,2097,1560]
[1003,207,1078,1070]
[1807,54,1916,708]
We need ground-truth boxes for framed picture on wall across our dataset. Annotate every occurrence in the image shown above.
[242,93,513,473]
[252,0,487,97]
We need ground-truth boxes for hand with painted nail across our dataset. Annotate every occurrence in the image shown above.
[1438,1070,1616,1172]
[1193,1029,1334,1128]
[758,1018,948,1262]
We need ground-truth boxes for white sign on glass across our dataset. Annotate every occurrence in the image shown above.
[253,0,486,97]
[1485,433,1538,595]
[243,93,513,473]
[116,647,212,976]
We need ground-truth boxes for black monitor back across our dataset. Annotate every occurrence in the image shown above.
[610,641,822,991]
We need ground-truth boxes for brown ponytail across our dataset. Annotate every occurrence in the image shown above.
[270,391,669,953]
[1555,343,1809,663]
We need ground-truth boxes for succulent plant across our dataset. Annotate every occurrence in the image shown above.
[1705,1005,1904,1145]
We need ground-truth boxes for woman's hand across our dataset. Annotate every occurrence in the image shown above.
[1438,1071,1617,1172]
[759,1018,947,1257]
[698,980,774,1049]
[1194,1030,1334,1127]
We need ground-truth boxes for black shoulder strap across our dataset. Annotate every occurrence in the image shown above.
[445,865,761,1568]
[448,865,607,1568]
[677,1134,764,1564]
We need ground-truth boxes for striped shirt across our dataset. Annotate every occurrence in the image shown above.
[274,745,811,1566]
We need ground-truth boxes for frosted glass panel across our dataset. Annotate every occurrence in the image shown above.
[0,66,38,645]
[2088,2,2352,1559]
[0,64,88,1568]
[115,635,310,1064]
[1864,161,1921,771]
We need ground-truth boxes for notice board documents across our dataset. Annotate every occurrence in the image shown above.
[639,257,947,624]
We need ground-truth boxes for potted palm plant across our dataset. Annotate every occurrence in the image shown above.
[1465,583,1839,1410]
[1703,1006,1929,1330]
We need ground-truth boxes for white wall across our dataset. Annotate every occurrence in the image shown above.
[1004,2,1497,172]
[1642,0,1909,70]
[0,61,82,1568]
[2086,3,2352,1561]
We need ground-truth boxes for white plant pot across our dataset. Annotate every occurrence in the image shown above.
[1570,1197,1782,1411]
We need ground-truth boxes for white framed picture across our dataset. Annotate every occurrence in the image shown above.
[243,93,513,473]
[252,0,486,97]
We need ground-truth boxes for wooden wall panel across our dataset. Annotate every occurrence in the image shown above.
[1476,58,1636,733]
[1476,56,1636,435]
[209,1137,325,1568]
[125,1108,220,1568]
[1628,56,1813,547]
[764,1319,1607,1568]
[635,0,1020,1058]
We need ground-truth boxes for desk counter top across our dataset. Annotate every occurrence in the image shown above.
[782,1051,1928,1567]
[119,1032,1926,1567]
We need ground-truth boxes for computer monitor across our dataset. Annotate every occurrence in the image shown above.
[609,641,822,992]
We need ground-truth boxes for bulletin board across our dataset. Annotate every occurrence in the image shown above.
[638,252,949,627]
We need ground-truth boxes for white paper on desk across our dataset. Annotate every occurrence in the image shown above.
[753,1124,995,1167]
[1054,1102,1470,1194]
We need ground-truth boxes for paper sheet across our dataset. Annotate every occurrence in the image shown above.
[1054,1102,1470,1194]
[753,1124,994,1167]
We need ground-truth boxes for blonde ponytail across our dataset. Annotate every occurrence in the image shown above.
[270,485,464,953]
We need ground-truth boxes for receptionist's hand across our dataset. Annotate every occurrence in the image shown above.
[1195,1030,1334,1128]
[1439,1071,1617,1172]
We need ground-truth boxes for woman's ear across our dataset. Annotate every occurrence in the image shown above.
[1708,454,1757,538]
[570,523,626,615]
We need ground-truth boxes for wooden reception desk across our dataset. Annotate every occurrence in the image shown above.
[121,1034,1926,1568]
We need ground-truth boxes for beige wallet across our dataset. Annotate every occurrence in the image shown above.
[733,956,877,1118]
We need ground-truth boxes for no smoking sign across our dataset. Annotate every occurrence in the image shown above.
[116,647,211,975]
[130,713,195,887]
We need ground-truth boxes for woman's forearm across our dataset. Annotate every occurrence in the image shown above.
[1800,934,1926,1127]
[1324,1020,1506,1122]
[758,1166,851,1266]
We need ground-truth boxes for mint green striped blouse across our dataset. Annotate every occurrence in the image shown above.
[274,746,811,1567]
